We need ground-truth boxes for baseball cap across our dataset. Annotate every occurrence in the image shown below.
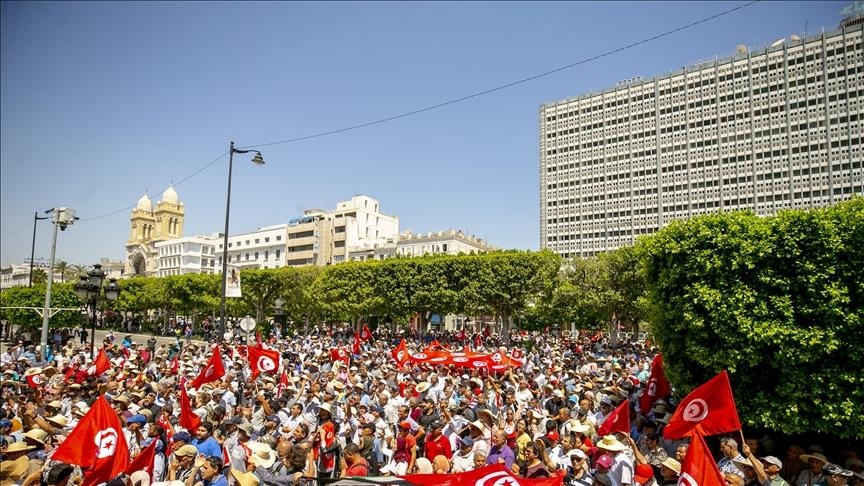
[823,464,854,478]
[265,415,280,423]
[635,464,655,484]
[761,456,783,468]
[398,421,411,430]
[127,414,147,425]
[175,444,199,457]
[172,431,192,443]
[460,437,475,447]
[546,431,560,442]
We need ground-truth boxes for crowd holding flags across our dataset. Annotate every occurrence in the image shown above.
[51,396,130,486]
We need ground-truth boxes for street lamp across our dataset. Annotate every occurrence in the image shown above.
[40,207,78,357]
[74,264,120,358]
[219,141,265,337]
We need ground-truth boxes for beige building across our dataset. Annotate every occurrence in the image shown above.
[125,186,185,276]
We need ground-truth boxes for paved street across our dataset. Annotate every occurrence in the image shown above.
[0,325,204,354]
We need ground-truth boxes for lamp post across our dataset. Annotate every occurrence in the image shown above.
[74,264,120,358]
[273,296,286,336]
[40,207,78,357]
[219,141,265,337]
[29,210,51,287]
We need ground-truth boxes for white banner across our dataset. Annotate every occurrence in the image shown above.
[226,265,242,298]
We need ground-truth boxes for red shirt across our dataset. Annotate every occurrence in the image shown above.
[424,433,452,461]
[346,458,370,477]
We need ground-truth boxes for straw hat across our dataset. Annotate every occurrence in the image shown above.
[800,453,828,464]
[24,428,48,445]
[46,415,69,427]
[661,457,681,474]
[469,420,487,431]
[318,403,333,416]
[230,468,260,486]
[23,367,43,377]
[5,442,35,452]
[415,382,431,393]
[248,442,277,469]
[596,435,628,452]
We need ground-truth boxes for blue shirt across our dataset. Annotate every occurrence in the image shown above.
[204,474,228,486]
[193,437,223,458]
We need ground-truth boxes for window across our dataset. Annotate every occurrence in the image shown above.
[265,250,269,260]
[245,253,250,261]
[255,239,260,244]
[265,237,270,242]
[254,252,259,260]
[276,235,282,241]
[275,249,281,259]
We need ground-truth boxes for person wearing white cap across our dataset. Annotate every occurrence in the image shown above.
[743,442,790,486]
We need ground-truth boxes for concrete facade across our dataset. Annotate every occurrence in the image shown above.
[155,235,220,277]
[540,25,863,258]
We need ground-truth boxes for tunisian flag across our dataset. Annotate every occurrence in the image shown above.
[402,463,562,486]
[640,354,671,414]
[125,438,157,476]
[597,400,631,436]
[247,345,280,378]
[88,349,111,377]
[391,339,409,367]
[678,431,725,486]
[352,332,362,355]
[189,347,225,389]
[277,369,291,396]
[51,395,129,486]
[663,370,741,439]
[178,385,201,432]
[360,325,373,342]
[329,348,350,365]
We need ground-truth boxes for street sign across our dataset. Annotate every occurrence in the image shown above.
[239,316,256,332]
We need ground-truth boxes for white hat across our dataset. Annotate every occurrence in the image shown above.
[596,435,627,452]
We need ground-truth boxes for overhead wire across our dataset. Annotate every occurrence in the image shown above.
[2,1,760,240]
[240,0,760,150]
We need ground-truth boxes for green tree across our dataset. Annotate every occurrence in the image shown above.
[313,261,382,327]
[281,266,323,334]
[0,284,84,330]
[640,198,864,438]
[238,268,285,322]
[55,260,71,283]
[30,268,47,286]
[463,250,561,344]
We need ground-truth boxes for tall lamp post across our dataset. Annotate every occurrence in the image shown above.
[74,264,120,358]
[40,207,78,357]
[29,210,51,287]
[273,296,287,336]
[219,141,265,337]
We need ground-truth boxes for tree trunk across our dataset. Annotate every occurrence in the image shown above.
[502,312,512,346]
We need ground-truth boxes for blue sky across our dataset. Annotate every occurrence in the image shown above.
[0,1,847,266]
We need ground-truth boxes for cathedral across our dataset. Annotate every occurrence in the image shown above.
[125,186,185,276]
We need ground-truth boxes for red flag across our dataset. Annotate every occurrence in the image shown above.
[678,431,725,486]
[189,347,225,389]
[597,400,631,436]
[277,369,290,396]
[255,329,263,345]
[25,373,45,388]
[89,349,111,377]
[455,329,466,341]
[170,356,179,375]
[125,438,157,475]
[51,396,129,486]
[511,348,523,360]
[360,325,373,342]
[640,354,671,414]
[247,344,281,379]
[178,385,201,432]
[352,332,362,355]
[329,348,350,365]
[156,412,174,441]
[663,370,741,439]
[390,339,409,366]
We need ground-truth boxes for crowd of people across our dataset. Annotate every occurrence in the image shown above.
[0,325,862,486]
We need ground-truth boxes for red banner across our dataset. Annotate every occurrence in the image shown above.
[402,463,562,486]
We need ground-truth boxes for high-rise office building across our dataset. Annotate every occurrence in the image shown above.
[540,24,862,258]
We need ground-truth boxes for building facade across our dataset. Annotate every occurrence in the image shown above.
[218,225,289,270]
[395,229,493,257]
[540,24,863,258]
[125,186,185,276]
[155,235,220,277]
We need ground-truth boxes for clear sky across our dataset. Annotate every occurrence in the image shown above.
[0,1,848,266]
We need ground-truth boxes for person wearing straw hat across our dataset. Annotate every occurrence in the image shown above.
[797,453,829,486]
[597,435,633,486]
[0,441,35,484]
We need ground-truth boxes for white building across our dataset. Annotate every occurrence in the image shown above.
[395,229,493,257]
[155,235,220,277]
[540,23,863,258]
[218,224,288,270]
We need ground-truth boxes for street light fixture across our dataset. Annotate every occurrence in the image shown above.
[74,264,121,358]
[273,296,286,335]
[219,141,265,337]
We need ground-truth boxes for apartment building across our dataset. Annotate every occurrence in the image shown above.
[155,235,220,277]
[218,225,288,270]
[540,24,863,258]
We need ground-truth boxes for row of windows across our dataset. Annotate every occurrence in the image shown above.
[227,235,282,248]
